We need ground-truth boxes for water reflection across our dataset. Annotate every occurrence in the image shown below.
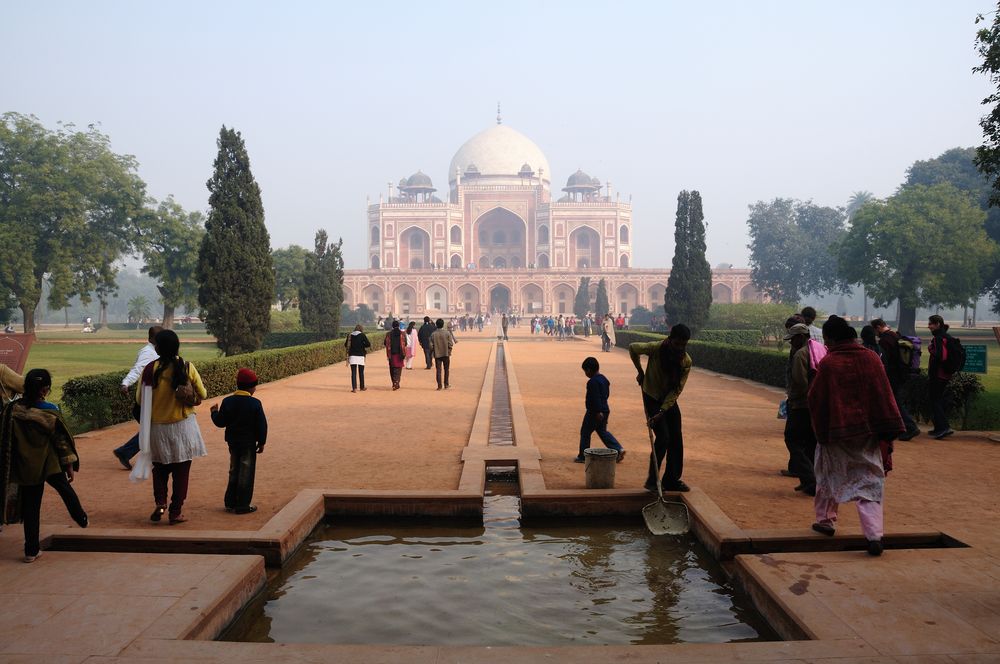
[223,496,775,646]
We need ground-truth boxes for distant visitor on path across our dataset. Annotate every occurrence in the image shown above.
[431,318,454,390]
[574,356,625,464]
[137,329,208,526]
[601,316,616,352]
[630,324,692,493]
[0,369,88,562]
[404,321,418,370]
[385,321,407,390]
[871,319,920,440]
[345,324,371,392]
[782,323,818,497]
[114,325,162,470]
[927,314,962,440]
[807,316,903,557]
[418,316,435,370]
[211,368,268,515]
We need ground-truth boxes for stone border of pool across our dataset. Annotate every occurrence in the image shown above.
[33,340,993,661]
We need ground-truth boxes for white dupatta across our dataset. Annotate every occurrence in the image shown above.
[129,380,154,482]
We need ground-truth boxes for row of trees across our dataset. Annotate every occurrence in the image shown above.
[746,147,1000,335]
[572,276,611,318]
[0,115,346,355]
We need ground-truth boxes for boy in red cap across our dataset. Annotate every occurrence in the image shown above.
[210,368,268,514]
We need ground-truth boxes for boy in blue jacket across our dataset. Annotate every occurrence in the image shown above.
[574,357,625,463]
[210,368,268,514]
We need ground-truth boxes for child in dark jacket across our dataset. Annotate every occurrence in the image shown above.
[210,368,268,514]
[574,357,625,463]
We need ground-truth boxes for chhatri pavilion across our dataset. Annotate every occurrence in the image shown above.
[343,116,760,316]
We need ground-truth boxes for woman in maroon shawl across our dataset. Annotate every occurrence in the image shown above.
[807,316,903,556]
[384,321,407,390]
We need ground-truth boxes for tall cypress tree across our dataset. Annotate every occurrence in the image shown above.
[664,190,712,333]
[198,126,274,355]
[573,276,591,317]
[595,278,610,317]
[300,229,344,339]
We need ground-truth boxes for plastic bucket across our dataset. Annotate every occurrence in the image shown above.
[583,447,618,489]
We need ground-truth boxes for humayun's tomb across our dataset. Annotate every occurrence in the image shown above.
[343,117,761,316]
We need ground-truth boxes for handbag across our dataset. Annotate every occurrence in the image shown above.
[174,362,201,407]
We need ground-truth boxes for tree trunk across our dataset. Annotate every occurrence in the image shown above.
[64,308,69,328]
[898,304,917,336]
[862,287,868,323]
[162,304,175,330]
[100,301,108,326]
[20,303,35,334]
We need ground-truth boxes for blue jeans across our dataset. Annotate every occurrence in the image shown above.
[115,433,140,460]
[578,412,623,458]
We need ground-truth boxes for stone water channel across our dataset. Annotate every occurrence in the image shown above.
[222,341,776,646]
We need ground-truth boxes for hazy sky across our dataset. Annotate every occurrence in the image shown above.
[3,1,994,269]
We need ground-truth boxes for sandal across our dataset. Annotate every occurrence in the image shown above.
[169,514,187,525]
[150,505,167,523]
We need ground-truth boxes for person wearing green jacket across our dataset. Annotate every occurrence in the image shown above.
[629,324,692,493]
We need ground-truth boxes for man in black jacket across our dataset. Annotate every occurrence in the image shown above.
[872,319,920,440]
[418,316,435,370]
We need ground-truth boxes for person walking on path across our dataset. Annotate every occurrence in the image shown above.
[0,369,88,562]
[927,315,959,440]
[783,324,817,496]
[137,329,208,525]
[210,368,267,515]
[630,324,692,493]
[574,356,625,464]
[601,316,616,352]
[501,314,509,341]
[801,306,823,342]
[418,316,435,370]
[430,318,454,390]
[0,363,24,406]
[345,324,371,392]
[404,321,419,370]
[871,319,920,440]
[385,321,407,390]
[113,326,162,470]
[808,316,903,557]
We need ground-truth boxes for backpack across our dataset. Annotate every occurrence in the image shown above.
[897,336,921,373]
[943,336,966,374]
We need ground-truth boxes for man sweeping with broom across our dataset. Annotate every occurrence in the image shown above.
[630,324,692,493]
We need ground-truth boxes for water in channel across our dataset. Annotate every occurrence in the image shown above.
[223,493,776,646]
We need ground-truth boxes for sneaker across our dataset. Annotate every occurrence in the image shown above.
[234,505,258,515]
[898,429,919,441]
[811,522,835,536]
[643,480,658,492]
[113,451,132,470]
[616,450,626,463]
[663,480,690,492]
[867,539,884,557]
[573,456,585,463]
[932,428,955,440]
[779,469,799,478]
[23,551,41,563]
[150,505,166,522]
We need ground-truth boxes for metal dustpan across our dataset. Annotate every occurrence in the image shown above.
[642,428,690,535]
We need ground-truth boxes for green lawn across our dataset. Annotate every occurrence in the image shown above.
[25,342,223,404]
[33,327,214,342]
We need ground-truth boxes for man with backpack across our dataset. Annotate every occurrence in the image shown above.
[927,315,964,439]
[871,319,920,440]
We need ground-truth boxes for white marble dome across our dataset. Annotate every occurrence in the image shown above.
[448,125,551,185]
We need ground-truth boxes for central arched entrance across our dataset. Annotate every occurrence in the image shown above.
[475,208,527,269]
[489,284,511,313]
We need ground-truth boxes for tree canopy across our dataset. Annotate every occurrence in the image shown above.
[594,279,610,317]
[141,197,205,328]
[838,183,997,335]
[299,229,344,339]
[0,113,146,332]
[746,198,848,304]
[198,126,274,355]
[272,244,309,310]
[573,276,591,317]
[664,190,712,333]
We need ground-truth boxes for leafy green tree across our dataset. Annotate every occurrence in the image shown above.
[838,184,998,335]
[629,305,653,325]
[127,295,151,323]
[594,279,610,317]
[272,244,309,310]
[573,276,591,317]
[846,191,874,219]
[0,113,146,332]
[664,190,713,333]
[198,127,274,355]
[746,198,848,304]
[299,229,344,339]
[141,197,205,329]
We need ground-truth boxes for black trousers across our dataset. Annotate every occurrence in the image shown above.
[783,407,816,489]
[643,392,683,487]
[21,472,86,557]
[350,364,366,390]
[225,443,257,510]
[423,346,433,369]
[435,356,451,388]
[928,376,950,432]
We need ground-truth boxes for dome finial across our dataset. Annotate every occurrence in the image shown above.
[497,101,502,125]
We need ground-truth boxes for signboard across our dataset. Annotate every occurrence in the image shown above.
[964,344,988,374]
[0,333,34,374]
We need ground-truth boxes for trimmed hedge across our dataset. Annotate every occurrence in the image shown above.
[696,329,761,347]
[614,329,985,427]
[262,331,328,348]
[62,332,386,432]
